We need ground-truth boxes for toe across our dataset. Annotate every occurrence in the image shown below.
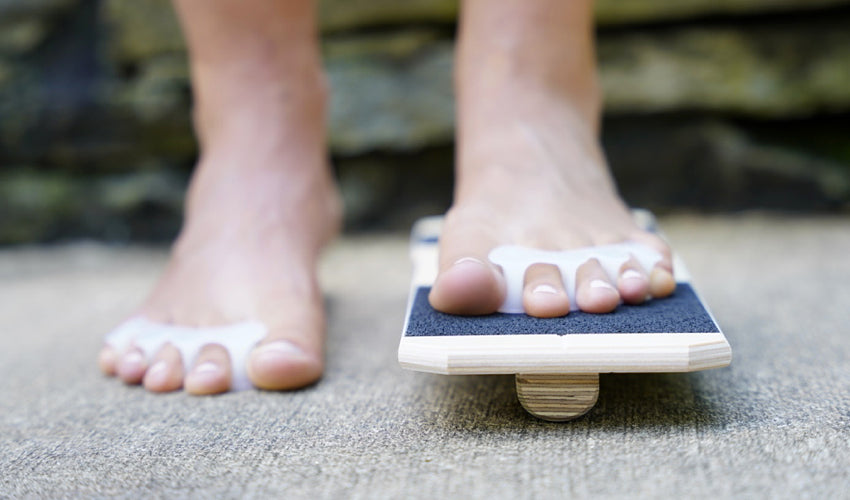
[429,212,506,316]
[649,266,676,298]
[575,258,620,313]
[184,344,232,395]
[143,343,184,393]
[630,231,673,272]
[248,333,323,391]
[98,346,118,376]
[628,231,676,297]
[522,264,571,318]
[116,347,147,385]
[429,256,506,316]
[617,258,650,305]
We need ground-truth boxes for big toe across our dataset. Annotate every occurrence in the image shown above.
[429,257,505,315]
[248,338,322,391]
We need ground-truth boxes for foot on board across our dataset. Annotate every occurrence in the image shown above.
[399,213,731,422]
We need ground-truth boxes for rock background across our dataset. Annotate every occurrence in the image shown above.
[1,0,849,243]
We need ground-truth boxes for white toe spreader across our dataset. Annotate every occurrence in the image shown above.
[105,317,267,391]
[488,242,663,313]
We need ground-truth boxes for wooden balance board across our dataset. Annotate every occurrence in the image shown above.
[398,213,731,422]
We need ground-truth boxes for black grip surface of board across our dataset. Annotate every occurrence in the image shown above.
[405,284,719,337]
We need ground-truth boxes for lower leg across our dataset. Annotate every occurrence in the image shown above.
[430,0,674,317]
[99,0,340,394]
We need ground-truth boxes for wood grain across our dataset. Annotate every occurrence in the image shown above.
[516,374,599,422]
[398,333,731,375]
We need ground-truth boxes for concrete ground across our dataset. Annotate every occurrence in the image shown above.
[0,214,848,498]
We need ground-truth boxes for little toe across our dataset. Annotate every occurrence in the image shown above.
[248,335,322,391]
[630,231,674,272]
[98,345,118,376]
[575,258,620,313]
[143,343,184,393]
[522,264,571,318]
[649,265,677,298]
[116,347,147,385]
[429,256,506,316]
[184,344,232,395]
[617,259,650,305]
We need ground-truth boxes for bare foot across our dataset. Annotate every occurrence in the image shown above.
[99,116,341,393]
[98,0,341,394]
[429,0,675,317]
[429,94,675,317]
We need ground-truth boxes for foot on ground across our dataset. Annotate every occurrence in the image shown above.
[99,79,340,395]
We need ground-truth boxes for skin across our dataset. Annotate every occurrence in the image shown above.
[99,0,340,393]
[428,0,675,318]
[99,0,675,395]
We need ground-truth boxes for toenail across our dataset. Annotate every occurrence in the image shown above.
[453,257,486,267]
[254,341,307,361]
[532,284,559,295]
[652,267,673,278]
[145,360,168,385]
[123,350,144,366]
[590,279,616,290]
[193,361,221,375]
[622,269,645,281]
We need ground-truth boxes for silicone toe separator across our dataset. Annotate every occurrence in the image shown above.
[488,242,663,314]
[104,318,267,392]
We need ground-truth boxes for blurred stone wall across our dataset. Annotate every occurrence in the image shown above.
[1,0,849,243]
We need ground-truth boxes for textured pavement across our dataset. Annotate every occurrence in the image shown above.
[1,214,848,498]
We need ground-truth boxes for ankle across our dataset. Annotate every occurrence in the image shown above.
[190,53,328,145]
[194,84,327,148]
[456,1,601,128]
[178,161,341,254]
[457,65,601,137]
